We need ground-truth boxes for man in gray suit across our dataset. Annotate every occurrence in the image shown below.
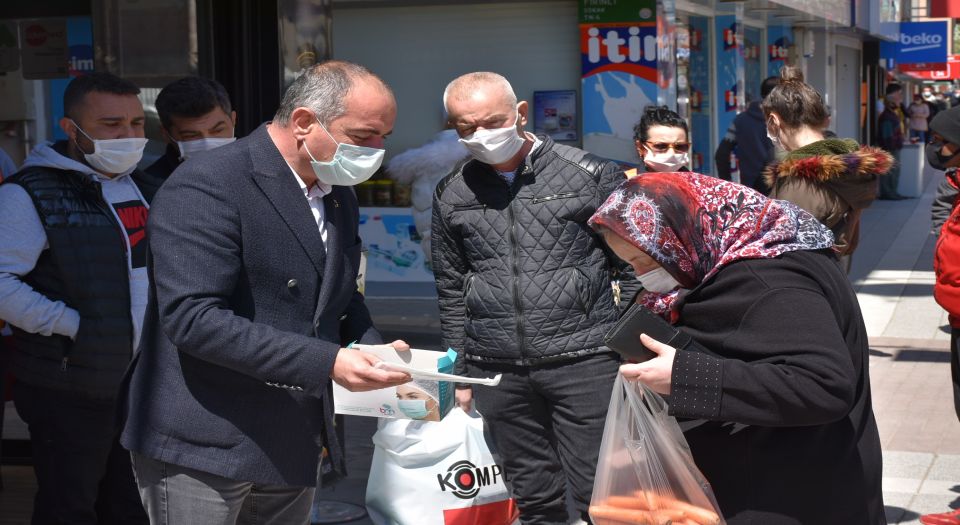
[121,61,410,524]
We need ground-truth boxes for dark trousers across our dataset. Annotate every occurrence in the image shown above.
[880,148,902,198]
[13,381,148,525]
[952,329,960,423]
[468,352,620,525]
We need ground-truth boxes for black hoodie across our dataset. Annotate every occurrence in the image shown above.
[714,101,774,192]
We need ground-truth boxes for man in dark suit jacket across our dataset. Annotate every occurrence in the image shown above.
[120,60,410,524]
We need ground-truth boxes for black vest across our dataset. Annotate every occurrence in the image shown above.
[5,167,137,399]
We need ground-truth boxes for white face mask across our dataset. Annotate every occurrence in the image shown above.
[459,110,526,165]
[766,119,784,151]
[638,267,681,293]
[305,117,385,186]
[644,150,689,172]
[72,120,147,174]
[177,136,236,160]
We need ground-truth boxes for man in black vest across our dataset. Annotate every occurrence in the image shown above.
[134,76,238,200]
[0,72,150,524]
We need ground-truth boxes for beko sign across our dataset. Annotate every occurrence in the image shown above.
[885,21,949,65]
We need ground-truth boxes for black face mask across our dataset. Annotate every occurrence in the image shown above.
[926,141,960,171]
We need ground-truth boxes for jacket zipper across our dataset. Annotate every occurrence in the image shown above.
[63,179,133,371]
[531,192,577,204]
[507,167,526,358]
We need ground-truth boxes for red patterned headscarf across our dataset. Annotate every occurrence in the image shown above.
[588,172,834,319]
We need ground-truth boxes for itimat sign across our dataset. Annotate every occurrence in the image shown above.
[881,21,949,66]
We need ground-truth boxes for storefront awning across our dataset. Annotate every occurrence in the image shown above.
[900,55,960,81]
[931,0,960,18]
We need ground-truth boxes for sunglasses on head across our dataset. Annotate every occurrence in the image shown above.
[644,141,691,153]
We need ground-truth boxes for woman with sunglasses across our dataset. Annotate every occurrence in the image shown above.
[630,105,691,175]
[762,66,892,272]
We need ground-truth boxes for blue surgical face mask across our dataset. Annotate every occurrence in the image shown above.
[304,116,385,186]
[397,399,430,420]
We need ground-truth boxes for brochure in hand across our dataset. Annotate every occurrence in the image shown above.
[332,344,499,421]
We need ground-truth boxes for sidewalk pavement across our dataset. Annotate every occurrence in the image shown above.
[850,165,960,524]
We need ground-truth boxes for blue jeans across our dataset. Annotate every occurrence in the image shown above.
[130,453,314,525]
[910,129,927,144]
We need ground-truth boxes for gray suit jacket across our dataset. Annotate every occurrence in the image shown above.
[120,124,379,486]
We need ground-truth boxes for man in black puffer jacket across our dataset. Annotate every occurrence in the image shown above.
[0,73,149,523]
[433,72,638,525]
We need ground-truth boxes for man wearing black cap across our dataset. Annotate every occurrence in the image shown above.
[923,105,960,525]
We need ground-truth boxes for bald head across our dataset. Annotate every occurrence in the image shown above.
[443,72,517,115]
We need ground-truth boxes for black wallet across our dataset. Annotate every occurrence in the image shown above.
[603,303,691,362]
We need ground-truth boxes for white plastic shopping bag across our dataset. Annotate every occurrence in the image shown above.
[365,408,519,525]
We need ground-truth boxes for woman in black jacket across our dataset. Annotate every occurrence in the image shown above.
[588,172,884,525]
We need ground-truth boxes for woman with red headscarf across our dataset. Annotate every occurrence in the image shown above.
[588,172,884,525]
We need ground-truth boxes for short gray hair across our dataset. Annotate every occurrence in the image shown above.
[443,72,517,113]
[274,60,389,126]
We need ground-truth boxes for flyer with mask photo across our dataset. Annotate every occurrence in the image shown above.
[332,345,456,421]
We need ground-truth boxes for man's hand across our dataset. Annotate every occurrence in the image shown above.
[330,340,412,392]
[455,386,473,412]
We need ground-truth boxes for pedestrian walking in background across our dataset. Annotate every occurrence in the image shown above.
[762,66,891,273]
[909,93,931,144]
[923,87,942,124]
[121,60,412,524]
[714,75,779,192]
[590,172,885,525]
[878,83,909,200]
[921,106,960,525]
[432,71,638,524]
[0,72,151,525]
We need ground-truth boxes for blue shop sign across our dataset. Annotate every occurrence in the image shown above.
[881,21,948,66]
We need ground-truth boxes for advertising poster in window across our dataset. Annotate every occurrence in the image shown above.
[767,26,792,78]
[715,15,740,179]
[743,26,763,105]
[688,16,712,175]
[534,90,578,141]
[359,208,433,283]
[50,17,93,141]
[579,0,657,164]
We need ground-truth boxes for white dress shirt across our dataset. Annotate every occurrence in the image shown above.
[290,167,332,252]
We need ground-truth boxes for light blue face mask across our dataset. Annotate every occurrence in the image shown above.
[397,399,430,420]
[304,116,385,186]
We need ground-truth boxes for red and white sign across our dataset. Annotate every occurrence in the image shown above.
[18,18,68,80]
[901,54,960,80]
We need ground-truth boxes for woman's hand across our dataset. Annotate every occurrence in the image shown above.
[619,333,677,395]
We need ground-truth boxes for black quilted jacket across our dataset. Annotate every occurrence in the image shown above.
[431,136,638,372]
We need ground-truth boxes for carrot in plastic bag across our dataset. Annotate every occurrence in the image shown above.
[604,495,654,510]
[589,504,684,525]
[633,491,721,525]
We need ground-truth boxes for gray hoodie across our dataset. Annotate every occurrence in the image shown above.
[0,141,150,350]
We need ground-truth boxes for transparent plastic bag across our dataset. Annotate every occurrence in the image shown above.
[590,374,725,525]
